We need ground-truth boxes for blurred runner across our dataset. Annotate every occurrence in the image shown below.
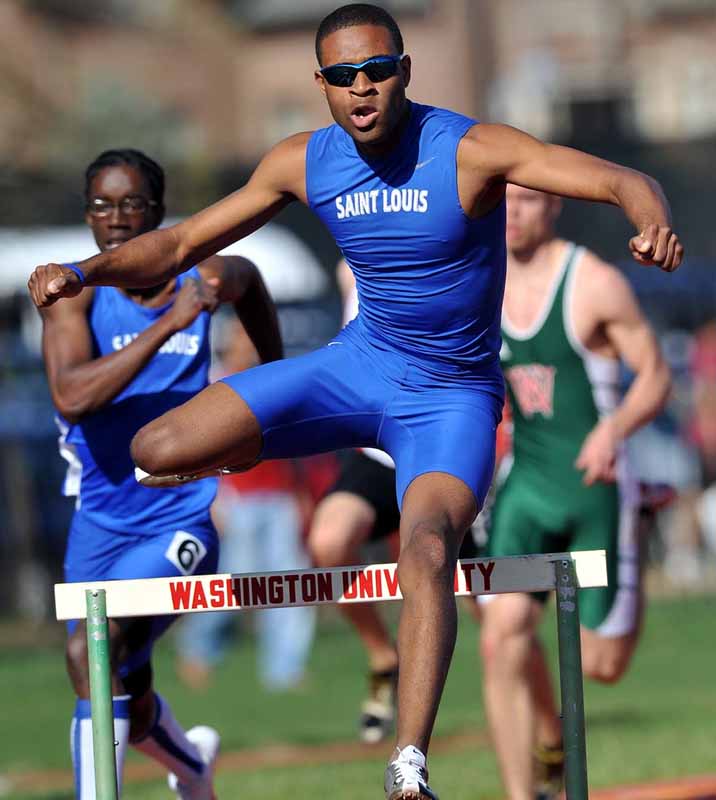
[479,185,671,800]
[40,149,281,799]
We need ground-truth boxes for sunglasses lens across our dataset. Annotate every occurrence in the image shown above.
[323,65,358,87]
[363,61,399,82]
[322,57,401,87]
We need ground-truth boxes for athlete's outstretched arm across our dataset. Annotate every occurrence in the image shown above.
[462,124,683,271]
[199,255,284,364]
[28,134,310,307]
[575,259,671,485]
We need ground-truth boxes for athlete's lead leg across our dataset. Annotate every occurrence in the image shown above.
[131,382,262,479]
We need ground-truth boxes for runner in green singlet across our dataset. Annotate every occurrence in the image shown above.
[479,185,672,800]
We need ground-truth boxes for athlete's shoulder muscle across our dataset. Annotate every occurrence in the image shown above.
[40,288,97,386]
[250,131,312,204]
[572,248,649,357]
[458,123,537,178]
[456,124,510,215]
[40,286,95,326]
[577,250,640,321]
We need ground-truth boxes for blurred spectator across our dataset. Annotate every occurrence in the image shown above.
[640,319,716,586]
[175,318,336,691]
[176,459,317,692]
[689,320,716,487]
[688,320,716,564]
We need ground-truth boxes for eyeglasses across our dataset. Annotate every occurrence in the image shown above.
[87,196,159,217]
[320,55,405,88]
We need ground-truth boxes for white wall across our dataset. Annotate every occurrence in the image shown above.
[0,220,327,302]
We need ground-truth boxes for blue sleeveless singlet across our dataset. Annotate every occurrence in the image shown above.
[306,100,506,372]
[58,267,218,532]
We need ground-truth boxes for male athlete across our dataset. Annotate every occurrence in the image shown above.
[29,6,682,798]
[40,149,281,799]
[479,185,671,800]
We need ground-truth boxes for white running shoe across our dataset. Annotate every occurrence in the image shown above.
[135,465,253,488]
[384,745,439,800]
[167,725,220,800]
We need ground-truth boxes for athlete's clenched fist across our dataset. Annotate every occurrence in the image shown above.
[28,263,84,307]
[629,223,683,272]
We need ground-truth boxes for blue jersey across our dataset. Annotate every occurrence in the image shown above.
[306,101,506,373]
[58,267,218,532]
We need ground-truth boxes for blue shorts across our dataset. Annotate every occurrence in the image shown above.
[64,512,218,676]
[222,321,503,509]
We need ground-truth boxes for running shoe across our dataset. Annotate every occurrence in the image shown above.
[534,741,564,800]
[384,745,439,800]
[168,725,220,800]
[360,667,398,743]
[135,464,254,488]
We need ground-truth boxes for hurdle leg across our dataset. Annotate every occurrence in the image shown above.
[86,589,119,800]
[555,558,589,800]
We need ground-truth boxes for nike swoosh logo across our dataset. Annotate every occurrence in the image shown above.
[415,156,436,169]
[328,341,343,346]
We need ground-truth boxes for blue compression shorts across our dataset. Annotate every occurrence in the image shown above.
[222,320,503,509]
[64,512,218,676]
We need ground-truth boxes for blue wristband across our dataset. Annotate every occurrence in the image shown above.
[65,263,86,283]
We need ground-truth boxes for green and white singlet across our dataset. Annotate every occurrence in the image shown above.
[488,243,640,634]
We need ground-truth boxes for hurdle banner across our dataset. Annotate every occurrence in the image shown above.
[58,550,604,800]
[54,549,606,620]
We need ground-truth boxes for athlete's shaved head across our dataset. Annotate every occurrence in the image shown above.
[316,3,403,65]
[85,148,165,205]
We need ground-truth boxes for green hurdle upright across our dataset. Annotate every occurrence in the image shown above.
[86,589,119,800]
[555,557,589,800]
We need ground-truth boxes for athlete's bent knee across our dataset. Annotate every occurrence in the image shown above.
[130,417,179,475]
[479,604,535,669]
[308,527,346,567]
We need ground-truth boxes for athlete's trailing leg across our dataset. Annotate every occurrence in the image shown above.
[384,472,476,799]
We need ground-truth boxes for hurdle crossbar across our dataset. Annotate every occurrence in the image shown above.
[59,550,605,800]
[55,550,606,620]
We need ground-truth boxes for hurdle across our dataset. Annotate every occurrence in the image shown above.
[55,549,607,800]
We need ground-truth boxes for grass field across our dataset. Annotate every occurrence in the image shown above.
[1,593,714,799]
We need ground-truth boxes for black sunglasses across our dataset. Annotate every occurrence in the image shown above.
[320,55,405,88]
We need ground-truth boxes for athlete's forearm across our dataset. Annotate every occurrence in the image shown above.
[483,125,675,244]
[234,270,284,364]
[607,168,672,235]
[78,227,186,289]
[52,313,181,422]
[609,356,671,441]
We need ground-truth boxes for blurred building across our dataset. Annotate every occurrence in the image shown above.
[490,0,716,143]
[0,0,491,172]
[3,0,716,171]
